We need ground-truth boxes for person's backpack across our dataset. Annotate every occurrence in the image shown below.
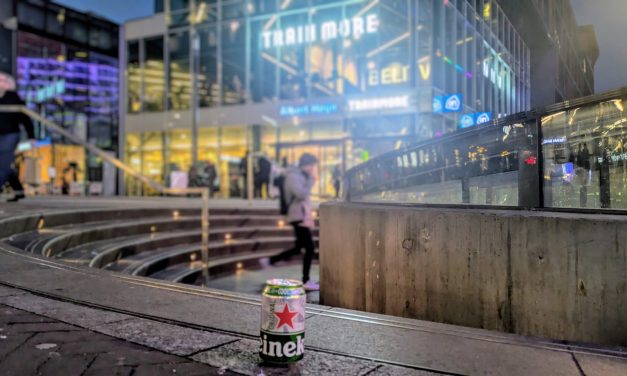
[274,175,288,215]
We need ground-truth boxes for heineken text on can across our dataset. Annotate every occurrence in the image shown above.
[260,279,306,364]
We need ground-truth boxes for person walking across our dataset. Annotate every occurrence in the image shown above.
[332,165,341,199]
[261,153,319,291]
[0,72,34,202]
[255,154,271,198]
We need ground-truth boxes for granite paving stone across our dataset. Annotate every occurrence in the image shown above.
[58,339,125,356]
[82,365,135,376]
[134,362,241,376]
[0,332,32,359]
[0,304,248,376]
[87,347,188,368]
[37,353,96,375]
[574,352,627,376]
[4,322,82,333]
[192,338,380,376]
[0,312,56,324]
[98,316,239,356]
[366,365,448,376]
[0,292,133,327]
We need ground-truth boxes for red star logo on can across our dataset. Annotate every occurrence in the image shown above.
[274,303,298,329]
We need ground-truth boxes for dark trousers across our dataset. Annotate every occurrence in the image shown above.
[254,178,269,198]
[270,223,315,283]
[6,170,23,192]
[0,133,21,191]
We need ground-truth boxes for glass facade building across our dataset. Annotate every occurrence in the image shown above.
[124,0,530,197]
[2,0,120,194]
[498,0,598,107]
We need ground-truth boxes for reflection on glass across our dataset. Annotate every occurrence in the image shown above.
[542,97,627,209]
[168,31,191,110]
[198,27,219,107]
[222,21,246,105]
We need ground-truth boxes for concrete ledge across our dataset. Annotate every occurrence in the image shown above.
[319,202,627,346]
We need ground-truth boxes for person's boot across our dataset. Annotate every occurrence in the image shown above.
[7,192,25,202]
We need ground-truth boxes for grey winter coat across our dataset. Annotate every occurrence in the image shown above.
[283,167,315,225]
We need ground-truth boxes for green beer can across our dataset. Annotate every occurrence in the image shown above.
[260,279,306,364]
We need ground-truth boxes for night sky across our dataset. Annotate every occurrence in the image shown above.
[571,0,627,93]
[55,0,627,94]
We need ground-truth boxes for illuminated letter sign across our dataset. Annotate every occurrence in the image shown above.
[460,114,475,128]
[348,95,410,112]
[418,61,431,81]
[31,79,66,103]
[444,94,462,112]
[279,103,339,117]
[483,50,510,93]
[475,112,492,124]
[433,96,443,113]
[262,14,380,49]
[368,63,409,86]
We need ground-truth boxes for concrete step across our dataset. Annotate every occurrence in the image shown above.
[56,226,308,267]
[149,249,282,283]
[23,215,284,257]
[108,236,310,276]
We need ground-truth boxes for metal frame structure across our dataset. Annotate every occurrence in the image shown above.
[343,87,627,212]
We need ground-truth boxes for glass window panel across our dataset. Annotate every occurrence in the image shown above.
[46,6,65,35]
[88,52,119,149]
[66,16,88,44]
[168,31,191,110]
[127,41,141,113]
[199,127,219,163]
[17,3,45,29]
[168,129,192,175]
[250,17,278,102]
[144,37,165,112]
[142,131,165,183]
[198,26,219,107]
[278,11,308,100]
[542,97,627,209]
[221,20,246,105]
[171,0,190,11]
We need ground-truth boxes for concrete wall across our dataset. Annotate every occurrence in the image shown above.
[319,202,627,346]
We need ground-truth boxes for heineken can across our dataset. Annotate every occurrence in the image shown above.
[260,279,306,364]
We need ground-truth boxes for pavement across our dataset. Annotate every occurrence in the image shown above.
[1,197,627,375]
[0,303,234,376]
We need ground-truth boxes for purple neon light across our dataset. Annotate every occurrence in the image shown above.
[17,57,118,72]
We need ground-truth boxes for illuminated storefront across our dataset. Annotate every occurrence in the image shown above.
[124,0,530,197]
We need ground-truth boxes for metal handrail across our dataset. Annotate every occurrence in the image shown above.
[0,105,211,286]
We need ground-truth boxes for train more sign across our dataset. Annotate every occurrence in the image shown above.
[261,14,380,49]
